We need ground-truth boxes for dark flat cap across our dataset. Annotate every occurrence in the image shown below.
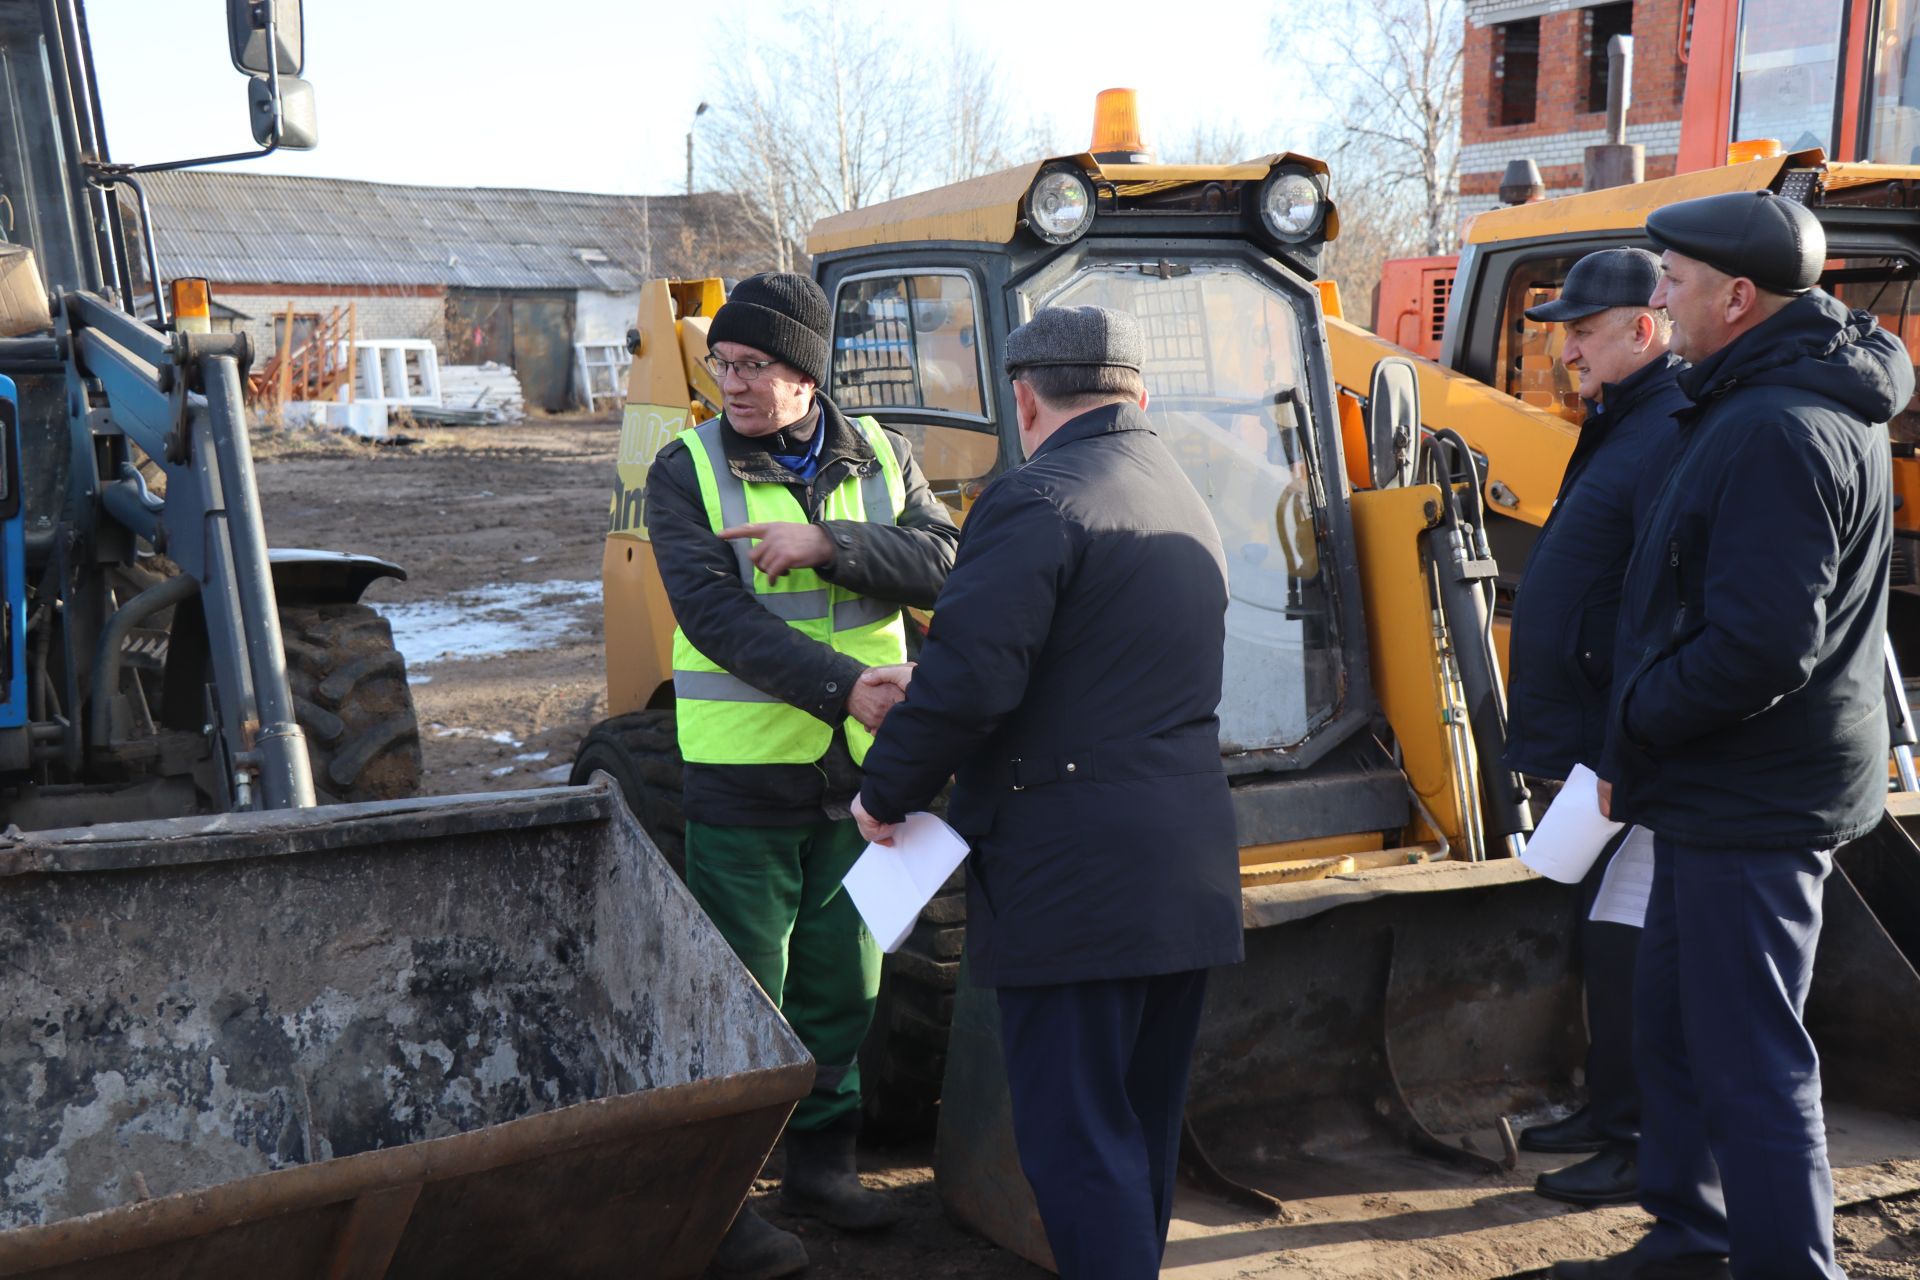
[1006,305,1143,373]
[1645,190,1826,296]
[1524,247,1663,322]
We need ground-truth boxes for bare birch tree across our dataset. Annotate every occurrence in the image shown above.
[702,7,1041,269]
[1272,0,1463,258]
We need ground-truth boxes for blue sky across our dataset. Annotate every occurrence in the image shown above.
[83,0,1324,196]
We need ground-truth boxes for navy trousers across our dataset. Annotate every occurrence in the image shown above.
[995,969,1209,1280]
[1578,828,1642,1143]
[1634,835,1842,1280]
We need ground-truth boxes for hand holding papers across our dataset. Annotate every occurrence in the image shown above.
[842,811,970,953]
[1520,763,1625,884]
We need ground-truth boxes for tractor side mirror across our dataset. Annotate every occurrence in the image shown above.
[229,0,304,76]
[249,74,319,150]
[1366,357,1420,490]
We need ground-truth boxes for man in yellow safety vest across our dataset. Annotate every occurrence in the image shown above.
[643,272,959,1279]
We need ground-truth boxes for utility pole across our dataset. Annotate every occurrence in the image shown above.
[686,101,710,196]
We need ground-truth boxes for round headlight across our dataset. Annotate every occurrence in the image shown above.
[1026,168,1095,244]
[1261,170,1326,242]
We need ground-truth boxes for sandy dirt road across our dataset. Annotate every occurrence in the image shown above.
[250,417,1920,1280]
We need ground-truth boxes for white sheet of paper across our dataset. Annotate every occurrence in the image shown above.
[1589,825,1655,928]
[1520,763,1625,884]
[841,811,971,953]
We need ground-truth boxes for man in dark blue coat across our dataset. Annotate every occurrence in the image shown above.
[1557,193,1911,1280]
[851,305,1244,1279]
[1506,247,1686,1207]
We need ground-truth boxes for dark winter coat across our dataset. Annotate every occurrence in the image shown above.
[1598,291,1909,848]
[644,394,959,826]
[857,403,1245,988]
[1504,353,1686,781]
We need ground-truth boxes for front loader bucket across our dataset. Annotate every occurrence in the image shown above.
[0,778,811,1280]
[938,845,1920,1277]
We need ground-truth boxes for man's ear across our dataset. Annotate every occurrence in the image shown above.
[1725,277,1761,326]
[1137,386,1150,410]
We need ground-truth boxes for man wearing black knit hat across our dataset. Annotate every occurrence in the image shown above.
[644,272,958,1279]
[1553,193,1912,1279]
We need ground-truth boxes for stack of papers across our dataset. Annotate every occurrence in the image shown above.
[841,812,971,953]
[1520,763,1624,884]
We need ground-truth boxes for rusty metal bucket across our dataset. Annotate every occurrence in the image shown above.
[0,778,812,1279]
[937,840,1920,1277]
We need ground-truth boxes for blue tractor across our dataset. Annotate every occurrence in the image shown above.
[0,0,420,826]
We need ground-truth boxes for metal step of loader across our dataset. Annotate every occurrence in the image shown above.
[0,778,810,1279]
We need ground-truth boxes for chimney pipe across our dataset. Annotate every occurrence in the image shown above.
[1584,34,1644,190]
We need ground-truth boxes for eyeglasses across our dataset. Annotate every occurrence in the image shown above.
[704,354,781,382]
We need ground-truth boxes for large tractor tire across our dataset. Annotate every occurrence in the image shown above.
[280,602,423,803]
[569,709,686,872]
[570,706,963,1138]
[859,870,965,1141]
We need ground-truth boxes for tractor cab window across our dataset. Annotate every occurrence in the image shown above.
[1497,254,1587,425]
[1871,0,1920,162]
[829,272,988,419]
[0,8,86,296]
[1039,259,1340,755]
[1732,0,1845,154]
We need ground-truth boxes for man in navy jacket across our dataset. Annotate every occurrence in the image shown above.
[853,305,1243,1279]
[1558,193,1910,1280]
[1506,248,1685,1207]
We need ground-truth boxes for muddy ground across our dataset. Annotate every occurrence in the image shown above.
[252,417,1920,1279]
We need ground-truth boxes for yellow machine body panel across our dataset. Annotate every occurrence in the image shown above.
[604,278,726,716]
[808,152,1331,257]
[1349,483,1475,851]
[1463,152,1800,245]
[1325,316,1577,529]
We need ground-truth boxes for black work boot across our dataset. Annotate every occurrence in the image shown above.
[707,1206,807,1280]
[1536,1141,1638,1206]
[779,1123,901,1231]
[1521,1104,1610,1154]
[1549,1244,1730,1279]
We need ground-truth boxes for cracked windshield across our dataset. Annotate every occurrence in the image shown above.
[1045,261,1339,753]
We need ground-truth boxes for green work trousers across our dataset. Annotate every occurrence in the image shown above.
[685,818,880,1132]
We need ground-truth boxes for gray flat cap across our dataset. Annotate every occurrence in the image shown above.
[1006,305,1143,373]
[1524,247,1664,322]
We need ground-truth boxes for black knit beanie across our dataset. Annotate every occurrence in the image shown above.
[708,272,832,386]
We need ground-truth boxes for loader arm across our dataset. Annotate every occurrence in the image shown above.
[60,290,315,809]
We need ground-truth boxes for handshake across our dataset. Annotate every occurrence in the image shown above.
[848,663,915,732]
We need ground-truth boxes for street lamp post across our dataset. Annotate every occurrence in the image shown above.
[686,101,710,196]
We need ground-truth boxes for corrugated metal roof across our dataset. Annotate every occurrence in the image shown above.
[141,171,713,291]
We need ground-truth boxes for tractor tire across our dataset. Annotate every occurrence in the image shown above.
[859,868,966,1141]
[568,705,961,1137]
[569,709,686,873]
[279,602,423,803]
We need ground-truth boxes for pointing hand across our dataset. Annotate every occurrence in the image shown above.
[719,521,835,582]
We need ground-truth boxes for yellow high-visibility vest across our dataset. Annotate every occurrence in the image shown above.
[671,414,907,765]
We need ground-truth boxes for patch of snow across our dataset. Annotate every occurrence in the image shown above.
[372,579,601,665]
[536,764,573,782]
[407,674,432,686]
[488,765,515,777]
[514,750,549,762]
[520,555,541,563]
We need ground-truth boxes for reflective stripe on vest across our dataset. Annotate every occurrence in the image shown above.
[672,413,908,765]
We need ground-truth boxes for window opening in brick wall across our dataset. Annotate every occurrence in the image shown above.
[1587,3,1634,112]
[1496,18,1542,125]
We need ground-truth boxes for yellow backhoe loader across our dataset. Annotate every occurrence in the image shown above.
[578,93,1920,1275]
